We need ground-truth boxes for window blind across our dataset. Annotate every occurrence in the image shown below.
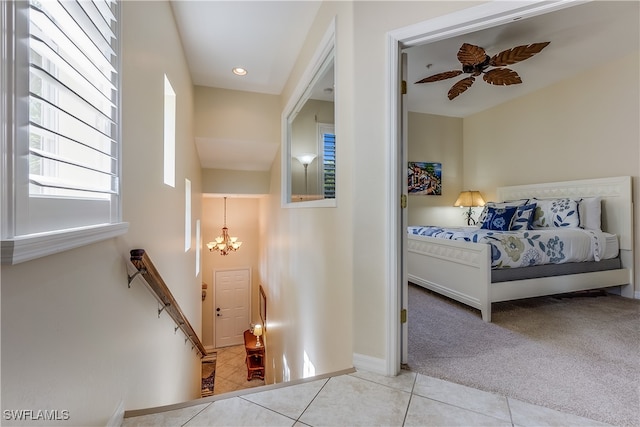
[322,132,335,199]
[28,0,118,199]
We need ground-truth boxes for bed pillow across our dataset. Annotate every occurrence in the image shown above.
[578,197,602,230]
[531,198,580,228]
[509,203,537,230]
[477,199,528,224]
[480,206,518,231]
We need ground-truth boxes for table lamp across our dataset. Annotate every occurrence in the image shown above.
[253,324,263,347]
[454,190,485,225]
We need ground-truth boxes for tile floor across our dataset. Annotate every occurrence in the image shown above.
[123,368,611,426]
[211,344,265,395]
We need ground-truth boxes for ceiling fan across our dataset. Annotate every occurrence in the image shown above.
[415,42,550,100]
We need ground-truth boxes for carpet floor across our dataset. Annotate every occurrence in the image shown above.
[407,283,640,427]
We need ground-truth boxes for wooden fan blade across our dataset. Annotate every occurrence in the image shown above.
[448,76,475,100]
[415,70,463,84]
[483,68,522,86]
[457,43,487,67]
[489,42,550,66]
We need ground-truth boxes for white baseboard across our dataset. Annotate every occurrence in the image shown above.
[204,345,216,355]
[635,291,640,299]
[352,353,386,376]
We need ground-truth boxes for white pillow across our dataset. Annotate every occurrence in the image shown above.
[531,198,580,228]
[579,197,602,230]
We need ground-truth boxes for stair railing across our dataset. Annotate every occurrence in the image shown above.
[127,249,206,357]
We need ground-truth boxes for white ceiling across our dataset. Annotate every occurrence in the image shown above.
[170,1,639,170]
[171,1,322,95]
[406,1,639,117]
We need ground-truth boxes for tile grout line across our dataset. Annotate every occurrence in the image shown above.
[349,372,417,394]
[401,374,419,427]
[414,392,514,425]
[505,396,516,427]
[294,377,332,426]
[237,395,298,425]
[410,374,514,425]
[180,401,214,427]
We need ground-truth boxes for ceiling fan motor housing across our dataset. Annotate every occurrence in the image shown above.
[462,55,490,74]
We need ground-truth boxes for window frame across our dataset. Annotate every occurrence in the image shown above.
[1,0,127,265]
[163,74,176,188]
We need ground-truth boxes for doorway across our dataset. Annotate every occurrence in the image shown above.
[214,268,250,348]
[386,1,582,375]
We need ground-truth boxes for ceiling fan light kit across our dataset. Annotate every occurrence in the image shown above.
[416,42,550,100]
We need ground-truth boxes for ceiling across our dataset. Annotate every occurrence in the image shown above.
[406,1,639,117]
[170,1,639,170]
[171,1,322,95]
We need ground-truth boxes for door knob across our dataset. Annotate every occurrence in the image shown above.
[216,307,220,311]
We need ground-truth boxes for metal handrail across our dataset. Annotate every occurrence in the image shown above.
[128,249,206,357]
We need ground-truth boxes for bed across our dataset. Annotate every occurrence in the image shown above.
[407,176,634,322]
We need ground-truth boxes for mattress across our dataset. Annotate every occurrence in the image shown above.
[408,226,619,269]
[491,258,622,282]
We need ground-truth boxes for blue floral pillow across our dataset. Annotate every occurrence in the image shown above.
[480,206,518,231]
[509,203,537,230]
[532,198,580,228]
[477,199,528,224]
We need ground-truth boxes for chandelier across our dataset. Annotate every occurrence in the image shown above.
[206,197,242,255]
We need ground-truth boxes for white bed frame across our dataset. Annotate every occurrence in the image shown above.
[407,176,634,322]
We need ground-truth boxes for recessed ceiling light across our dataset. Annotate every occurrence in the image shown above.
[232,67,248,76]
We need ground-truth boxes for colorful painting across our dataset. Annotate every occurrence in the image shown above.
[408,162,441,195]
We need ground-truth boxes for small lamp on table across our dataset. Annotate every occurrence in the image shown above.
[253,324,263,347]
[454,190,486,226]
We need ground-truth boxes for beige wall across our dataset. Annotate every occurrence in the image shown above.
[259,1,356,384]
[201,197,262,350]
[195,87,276,194]
[194,86,280,144]
[463,51,640,292]
[407,112,464,226]
[1,2,203,424]
[194,86,280,171]
[202,168,270,195]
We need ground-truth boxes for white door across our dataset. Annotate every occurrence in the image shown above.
[214,268,250,348]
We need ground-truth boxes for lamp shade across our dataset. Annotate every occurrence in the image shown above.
[253,324,263,337]
[454,190,485,207]
[295,153,317,166]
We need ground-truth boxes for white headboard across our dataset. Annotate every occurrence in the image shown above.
[497,176,633,251]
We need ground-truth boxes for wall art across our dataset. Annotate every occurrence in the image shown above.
[408,162,441,195]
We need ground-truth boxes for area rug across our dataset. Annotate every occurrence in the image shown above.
[407,283,640,427]
[201,354,216,398]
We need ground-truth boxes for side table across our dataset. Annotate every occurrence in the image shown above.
[243,329,265,380]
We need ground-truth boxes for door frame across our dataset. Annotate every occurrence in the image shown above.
[384,0,582,376]
[213,267,252,348]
